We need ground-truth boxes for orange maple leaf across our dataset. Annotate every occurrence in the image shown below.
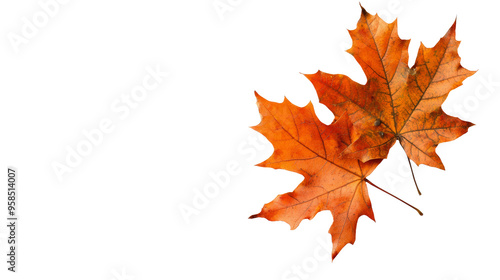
[305,8,474,169]
[250,93,382,259]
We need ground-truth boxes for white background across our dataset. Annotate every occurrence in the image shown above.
[0,0,499,279]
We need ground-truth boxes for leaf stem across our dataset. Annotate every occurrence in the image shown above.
[407,156,421,195]
[365,179,423,216]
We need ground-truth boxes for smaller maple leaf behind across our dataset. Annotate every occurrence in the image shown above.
[305,8,474,170]
[250,92,381,260]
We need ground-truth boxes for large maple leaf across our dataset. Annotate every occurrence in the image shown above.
[305,8,474,169]
[250,92,382,259]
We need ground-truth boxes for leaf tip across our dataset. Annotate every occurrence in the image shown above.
[445,19,458,39]
[255,161,267,168]
[451,17,457,30]
[358,3,368,16]
[331,252,339,262]
[438,163,446,171]
[303,70,320,77]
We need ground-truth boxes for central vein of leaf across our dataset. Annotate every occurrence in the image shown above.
[364,14,399,133]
